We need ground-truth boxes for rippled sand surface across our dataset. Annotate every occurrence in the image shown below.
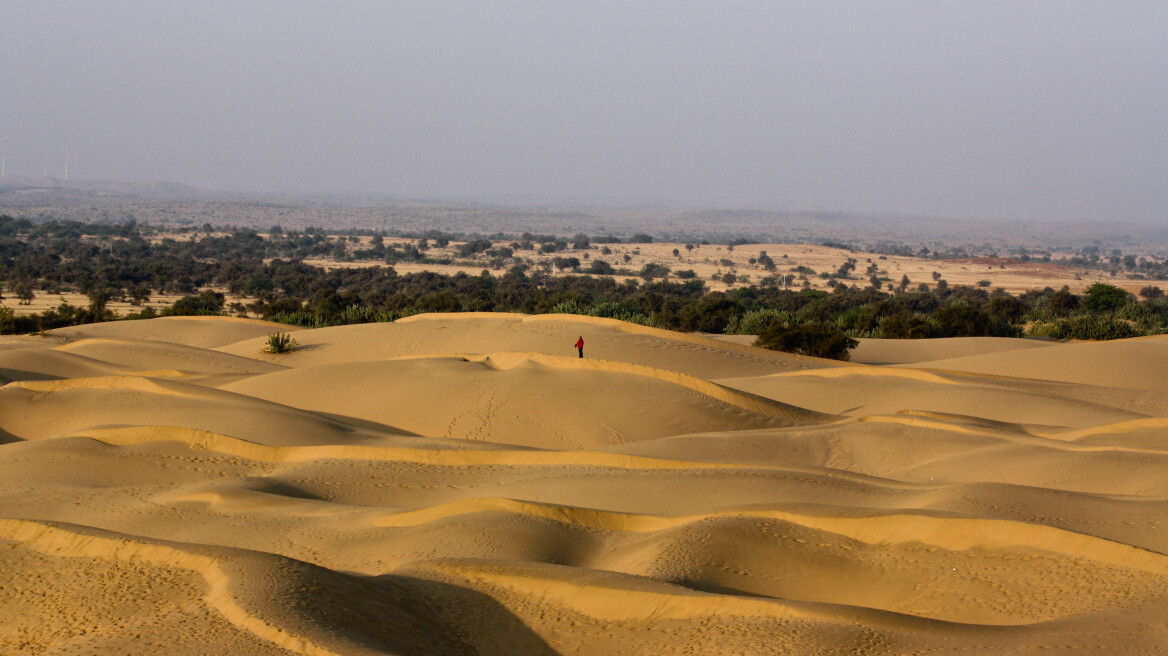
[2,314,1167,655]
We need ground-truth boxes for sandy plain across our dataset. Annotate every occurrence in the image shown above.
[1,313,1167,655]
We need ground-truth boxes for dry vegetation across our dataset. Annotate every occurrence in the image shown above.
[304,236,1151,296]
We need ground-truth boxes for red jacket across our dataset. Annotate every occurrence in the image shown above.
[575,338,584,349]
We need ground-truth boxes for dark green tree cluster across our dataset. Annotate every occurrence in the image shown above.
[3,216,1164,362]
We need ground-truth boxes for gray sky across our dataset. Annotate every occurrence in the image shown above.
[2,1,1165,222]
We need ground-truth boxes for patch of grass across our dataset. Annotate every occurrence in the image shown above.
[265,332,298,354]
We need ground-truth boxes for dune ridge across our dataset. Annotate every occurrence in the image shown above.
[2,314,1167,653]
[0,518,367,656]
[396,351,831,421]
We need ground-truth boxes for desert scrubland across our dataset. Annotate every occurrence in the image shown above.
[2,313,1167,654]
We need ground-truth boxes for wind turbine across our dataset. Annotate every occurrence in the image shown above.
[0,137,7,177]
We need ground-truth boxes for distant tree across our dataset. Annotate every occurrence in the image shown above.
[629,233,653,244]
[588,260,615,275]
[552,256,581,272]
[721,272,737,285]
[757,252,776,271]
[933,303,993,337]
[85,286,115,321]
[1049,288,1080,316]
[1139,285,1164,301]
[677,295,740,333]
[14,282,34,305]
[640,263,671,280]
[129,283,151,306]
[1083,282,1130,313]
[672,248,680,257]
[879,313,938,339]
[457,239,492,257]
[414,290,461,313]
[987,295,1025,323]
[170,290,225,316]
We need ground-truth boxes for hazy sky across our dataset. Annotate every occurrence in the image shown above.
[2,1,1165,222]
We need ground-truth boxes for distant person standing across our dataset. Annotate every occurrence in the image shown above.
[575,336,584,359]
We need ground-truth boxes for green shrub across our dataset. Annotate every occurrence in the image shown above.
[265,332,298,353]
[547,300,655,327]
[168,290,225,316]
[1027,314,1144,340]
[270,311,327,328]
[755,320,858,360]
[336,303,394,325]
[548,299,586,315]
[933,302,995,337]
[879,312,939,339]
[725,309,799,335]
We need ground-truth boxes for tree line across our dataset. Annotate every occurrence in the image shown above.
[2,215,1166,360]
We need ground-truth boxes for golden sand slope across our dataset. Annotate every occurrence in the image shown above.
[2,314,1167,655]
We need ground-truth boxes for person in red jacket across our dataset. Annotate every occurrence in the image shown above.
[575,336,584,358]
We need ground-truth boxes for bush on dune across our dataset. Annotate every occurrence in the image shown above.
[264,332,298,354]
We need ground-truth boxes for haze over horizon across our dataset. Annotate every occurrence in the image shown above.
[2,1,1165,223]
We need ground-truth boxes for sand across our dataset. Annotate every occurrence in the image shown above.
[1,314,1167,654]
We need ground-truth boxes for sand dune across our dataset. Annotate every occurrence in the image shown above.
[222,353,824,449]
[55,337,287,378]
[53,315,300,349]
[2,314,1167,654]
[715,366,1151,427]
[217,313,838,380]
[851,336,1053,365]
[901,334,1168,391]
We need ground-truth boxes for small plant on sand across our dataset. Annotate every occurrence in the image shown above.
[265,332,297,354]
